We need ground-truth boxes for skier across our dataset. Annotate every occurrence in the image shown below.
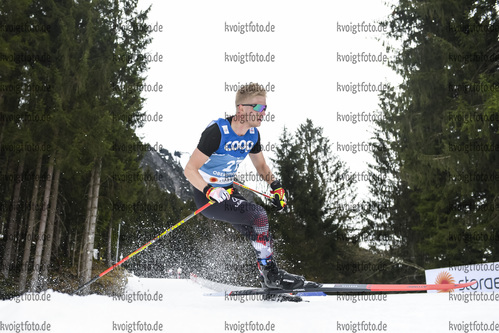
[184,82,306,290]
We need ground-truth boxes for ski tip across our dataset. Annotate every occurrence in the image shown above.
[437,280,478,290]
[457,280,477,289]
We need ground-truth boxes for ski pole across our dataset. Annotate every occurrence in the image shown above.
[73,199,216,295]
[233,181,272,199]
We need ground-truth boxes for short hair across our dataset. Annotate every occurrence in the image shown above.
[235,82,267,106]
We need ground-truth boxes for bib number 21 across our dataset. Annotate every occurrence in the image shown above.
[222,159,243,173]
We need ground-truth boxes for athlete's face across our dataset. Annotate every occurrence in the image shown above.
[238,95,267,127]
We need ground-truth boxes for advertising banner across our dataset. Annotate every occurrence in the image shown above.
[425,262,499,293]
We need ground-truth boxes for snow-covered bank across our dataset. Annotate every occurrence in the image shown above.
[1,276,497,333]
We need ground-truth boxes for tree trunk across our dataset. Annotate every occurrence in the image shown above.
[13,211,27,277]
[19,151,43,292]
[71,230,77,267]
[79,162,95,278]
[41,166,61,290]
[79,157,102,294]
[53,214,62,259]
[1,154,25,278]
[107,220,113,267]
[0,92,5,152]
[30,153,55,291]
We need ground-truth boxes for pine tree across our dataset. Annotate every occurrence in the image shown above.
[0,0,153,296]
[271,119,357,281]
[366,0,499,274]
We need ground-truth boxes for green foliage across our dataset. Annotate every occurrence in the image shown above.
[270,119,362,282]
[0,0,160,295]
[365,0,499,274]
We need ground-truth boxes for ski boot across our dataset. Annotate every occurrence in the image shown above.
[257,258,306,290]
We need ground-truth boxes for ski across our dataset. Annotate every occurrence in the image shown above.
[205,280,477,297]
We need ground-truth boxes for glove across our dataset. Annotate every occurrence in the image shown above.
[204,185,231,203]
[270,180,287,212]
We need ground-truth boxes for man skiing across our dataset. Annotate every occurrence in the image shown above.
[184,82,306,290]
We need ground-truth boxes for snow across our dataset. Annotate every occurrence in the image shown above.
[1,275,497,333]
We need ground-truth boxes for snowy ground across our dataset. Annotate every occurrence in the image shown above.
[1,275,498,333]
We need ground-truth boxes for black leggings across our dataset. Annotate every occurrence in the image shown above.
[193,186,273,260]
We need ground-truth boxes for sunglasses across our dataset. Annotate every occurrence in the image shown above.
[237,104,267,112]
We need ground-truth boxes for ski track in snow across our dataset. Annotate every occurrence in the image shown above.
[1,276,498,332]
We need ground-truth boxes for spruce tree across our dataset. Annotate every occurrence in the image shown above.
[366,0,499,274]
[271,119,357,281]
